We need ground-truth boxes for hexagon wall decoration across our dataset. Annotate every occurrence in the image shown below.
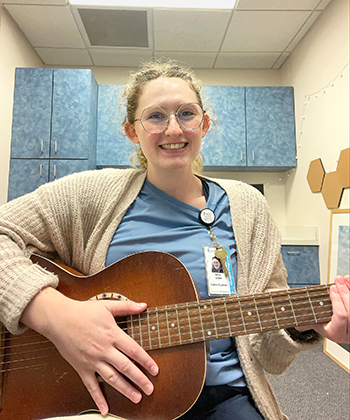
[307,147,350,209]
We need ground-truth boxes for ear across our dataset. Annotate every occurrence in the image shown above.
[124,122,140,144]
[201,113,211,138]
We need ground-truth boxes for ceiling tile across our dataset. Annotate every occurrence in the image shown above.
[154,9,231,52]
[236,0,321,10]
[154,51,217,69]
[215,52,281,69]
[286,11,321,51]
[272,52,290,69]
[316,0,334,9]
[34,48,93,65]
[4,0,66,4]
[5,5,85,48]
[221,10,312,52]
[90,48,153,67]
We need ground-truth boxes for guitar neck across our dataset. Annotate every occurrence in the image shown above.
[126,285,332,350]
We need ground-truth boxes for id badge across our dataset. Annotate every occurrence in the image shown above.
[203,245,235,296]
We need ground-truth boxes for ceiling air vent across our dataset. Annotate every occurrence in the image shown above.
[78,8,149,47]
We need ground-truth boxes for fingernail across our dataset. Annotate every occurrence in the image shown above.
[150,365,159,375]
[132,391,142,403]
[145,384,153,395]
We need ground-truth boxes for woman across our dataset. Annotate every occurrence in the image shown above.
[0,60,348,420]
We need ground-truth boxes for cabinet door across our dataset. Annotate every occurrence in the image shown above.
[246,87,296,170]
[281,246,320,288]
[11,68,53,159]
[96,85,134,167]
[201,86,246,169]
[49,160,90,181]
[8,159,49,201]
[51,69,98,160]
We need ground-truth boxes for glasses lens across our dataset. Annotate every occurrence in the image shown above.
[177,103,204,130]
[141,107,168,134]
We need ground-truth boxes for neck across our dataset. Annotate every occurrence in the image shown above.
[146,168,206,209]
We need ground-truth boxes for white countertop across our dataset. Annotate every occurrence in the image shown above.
[279,225,319,246]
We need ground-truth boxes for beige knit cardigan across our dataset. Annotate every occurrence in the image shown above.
[0,168,321,420]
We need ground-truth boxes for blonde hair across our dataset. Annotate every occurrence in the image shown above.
[120,59,206,173]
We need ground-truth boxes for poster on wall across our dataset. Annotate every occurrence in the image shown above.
[324,208,350,372]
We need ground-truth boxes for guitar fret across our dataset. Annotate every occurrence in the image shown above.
[175,305,182,345]
[223,299,233,336]
[269,291,280,329]
[165,307,171,346]
[252,296,263,331]
[138,314,143,348]
[306,289,317,322]
[283,291,297,326]
[237,297,247,334]
[210,302,219,339]
[147,310,152,350]
[197,303,206,340]
[155,308,162,349]
[186,303,194,343]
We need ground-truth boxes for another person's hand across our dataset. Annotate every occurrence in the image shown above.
[296,275,350,344]
[21,287,159,416]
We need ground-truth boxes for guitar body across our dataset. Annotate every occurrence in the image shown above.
[0,252,207,420]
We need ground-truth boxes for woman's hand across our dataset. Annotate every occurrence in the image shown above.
[21,287,159,416]
[296,276,350,344]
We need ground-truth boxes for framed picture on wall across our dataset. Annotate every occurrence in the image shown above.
[324,208,350,372]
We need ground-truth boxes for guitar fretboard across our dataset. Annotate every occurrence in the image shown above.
[125,285,332,350]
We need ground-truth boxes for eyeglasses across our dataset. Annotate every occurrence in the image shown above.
[133,102,205,134]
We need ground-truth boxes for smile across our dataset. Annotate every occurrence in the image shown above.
[160,143,187,150]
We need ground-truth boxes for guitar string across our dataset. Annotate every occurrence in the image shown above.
[0,300,332,369]
[0,290,332,350]
[2,298,331,362]
[0,310,333,373]
[0,290,332,351]
[0,289,329,347]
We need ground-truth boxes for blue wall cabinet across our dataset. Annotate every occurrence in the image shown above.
[8,159,50,201]
[10,68,53,159]
[96,85,134,167]
[201,86,246,169]
[49,160,90,182]
[281,245,320,288]
[51,69,98,161]
[8,68,98,201]
[246,87,296,170]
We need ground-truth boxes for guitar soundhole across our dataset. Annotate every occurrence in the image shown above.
[90,292,129,302]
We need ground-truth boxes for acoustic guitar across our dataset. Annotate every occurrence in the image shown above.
[0,251,332,420]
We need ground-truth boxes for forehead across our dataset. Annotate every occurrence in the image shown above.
[138,77,198,109]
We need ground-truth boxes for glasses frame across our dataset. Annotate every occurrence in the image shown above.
[133,102,205,134]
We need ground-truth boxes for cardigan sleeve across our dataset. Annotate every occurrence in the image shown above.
[248,253,323,375]
[0,168,145,335]
[223,180,323,375]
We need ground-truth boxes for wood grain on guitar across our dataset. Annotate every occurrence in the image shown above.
[0,251,332,420]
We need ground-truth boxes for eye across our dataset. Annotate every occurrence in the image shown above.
[144,109,167,122]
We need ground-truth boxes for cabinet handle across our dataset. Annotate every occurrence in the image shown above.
[252,150,255,163]
[39,164,43,178]
[54,141,58,154]
[241,150,243,162]
[287,251,301,255]
[41,140,44,154]
[53,165,57,179]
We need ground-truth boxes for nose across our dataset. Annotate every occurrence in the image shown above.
[164,112,183,135]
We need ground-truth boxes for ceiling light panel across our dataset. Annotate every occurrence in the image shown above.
[69,0,237,9]
[79,8,148,47]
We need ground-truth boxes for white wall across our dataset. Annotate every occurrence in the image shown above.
[280,0,349,284]
[1,0,348,262]
[0,6,43,205]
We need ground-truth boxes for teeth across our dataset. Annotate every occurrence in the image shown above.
[161,143,186,150]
